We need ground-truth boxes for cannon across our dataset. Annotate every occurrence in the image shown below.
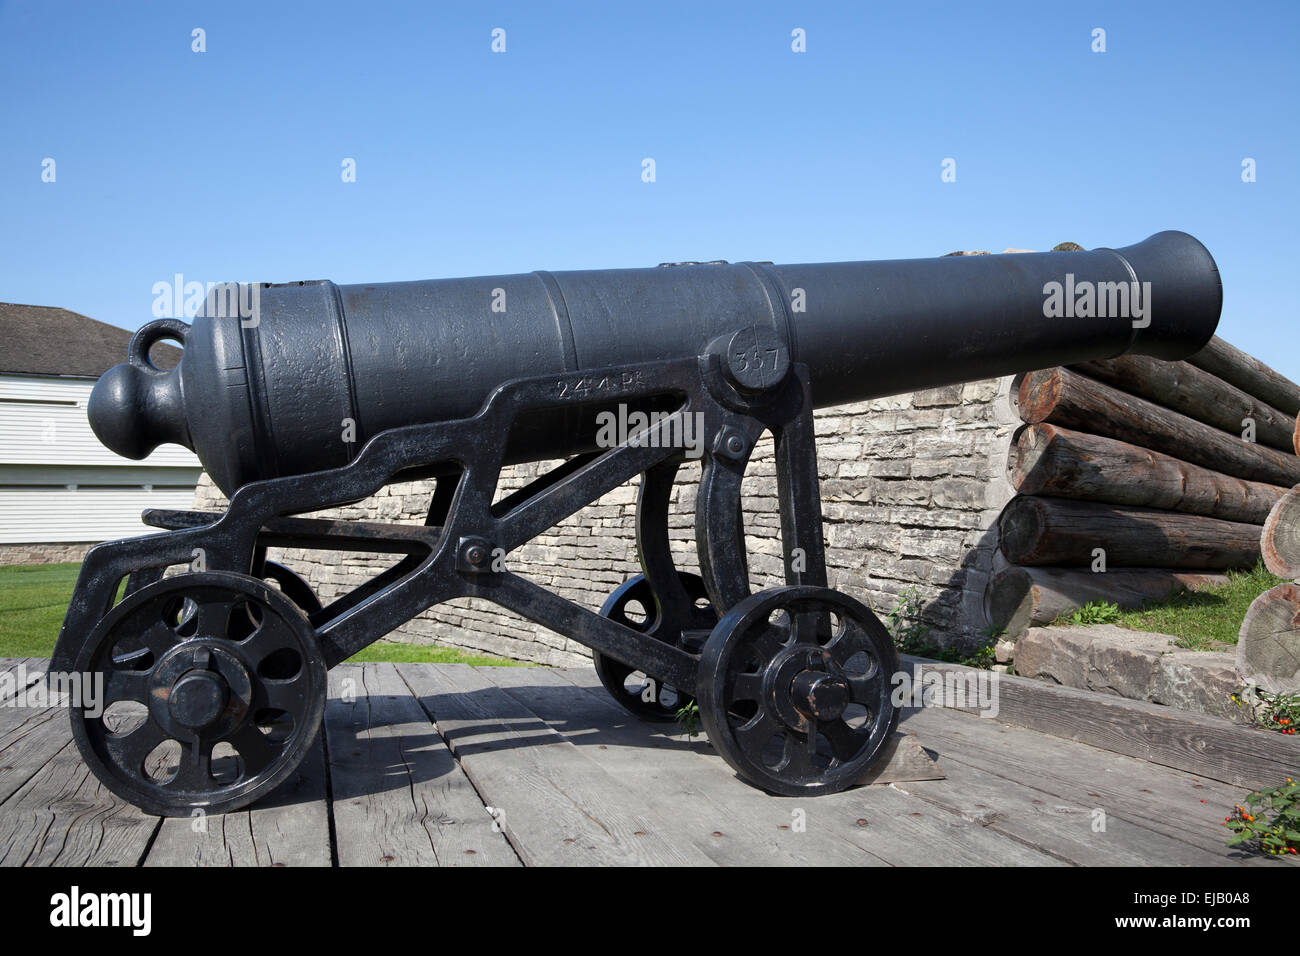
[54,232,1221,815]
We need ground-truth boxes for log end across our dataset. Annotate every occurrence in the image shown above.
[1009,423,1054,496]
[984,567,1037,639]
[997,496,1048,565]
[1261,485,1300,580]
[1016,368,1061,425]
[1236,581,1300,695]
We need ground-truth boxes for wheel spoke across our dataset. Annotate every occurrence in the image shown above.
[137,622,179,658]
[260,674,309,713]
[193,598,230,639]
[228,723,281,776]
[101,719,167,773]
[825,626,868,666]
[730,672,764,703]
[782,732,811,777]
[822,719,867,762]
[848,670,885,706]
[166,738,213,791]
[102,668,151,704]
[242,615,299,659]
[733,711,780,763]
[749,626,785,661]
[790,611,824,646]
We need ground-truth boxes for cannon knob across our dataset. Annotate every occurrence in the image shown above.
[708,326,791,395]
[88,319,192,460]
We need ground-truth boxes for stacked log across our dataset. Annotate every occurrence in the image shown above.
[987,336,1300,637]
[1015,367,1300,487]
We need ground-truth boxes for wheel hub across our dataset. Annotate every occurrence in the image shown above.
[791,670,850,721]
[169,671,229,729]
[148,640,253,740]
[765,644,843,730]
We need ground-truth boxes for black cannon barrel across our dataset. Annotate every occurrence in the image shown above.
[90,231,1221,495]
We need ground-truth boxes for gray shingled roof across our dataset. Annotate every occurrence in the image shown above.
[0,302,180,378]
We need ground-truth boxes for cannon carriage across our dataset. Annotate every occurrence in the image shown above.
[52,232,1223,816]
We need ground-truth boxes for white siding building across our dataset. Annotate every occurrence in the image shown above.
[0,304,201,562]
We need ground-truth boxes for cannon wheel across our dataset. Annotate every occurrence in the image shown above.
[257,559,323,616]
[592,572,713,723]
[697,585,900,796]
[69,571,326,817]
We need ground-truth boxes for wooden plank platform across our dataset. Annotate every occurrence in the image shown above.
[0,657,1292,867]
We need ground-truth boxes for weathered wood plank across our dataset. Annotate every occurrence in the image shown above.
[486,665,888,866]
[0,659,47,706]
[899,656,1300,790]
[0,666,78,809]
[0,739,158,866]
[325,663,519,867]
[897,742,1237,866]
[547,667,1063,866]
[902,706,1295,865]
[144,737,331,867]
[399,663,717,867]
[0,705,77,807]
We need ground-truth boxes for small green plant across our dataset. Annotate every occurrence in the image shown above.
[676,699,702,738]
[885,586,931,653]
[1231,687,1300,735]
[961,642,997,670]
[958,626,1005,670]
[1054,600,1122,627]
[1223,777,1300,857]
[885,589,997,667]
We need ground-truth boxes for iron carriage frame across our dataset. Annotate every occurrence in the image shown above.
[54,338,902,815]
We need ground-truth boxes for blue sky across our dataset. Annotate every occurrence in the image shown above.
[2,1,1297,379]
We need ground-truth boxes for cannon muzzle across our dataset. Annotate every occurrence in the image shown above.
[91,231,1221,494]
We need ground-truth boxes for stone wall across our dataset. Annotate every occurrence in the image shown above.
[0,542,94,566]
[193,375,1020,664]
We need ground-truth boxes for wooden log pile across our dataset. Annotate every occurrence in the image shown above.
[988,335,1300,638]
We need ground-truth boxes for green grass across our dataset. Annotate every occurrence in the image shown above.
[0,562,84,657]
[0,561,526,666]
[1052,563,1286,651]
[343,643,531,666]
